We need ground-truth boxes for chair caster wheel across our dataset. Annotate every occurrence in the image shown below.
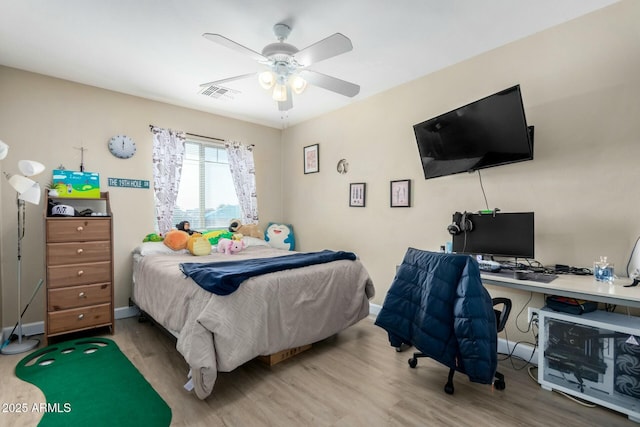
[494,380,506,390]
[444,382,454,395]
[408,358,417,368]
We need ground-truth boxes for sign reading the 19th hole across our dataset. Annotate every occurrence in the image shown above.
[107,177,150,189]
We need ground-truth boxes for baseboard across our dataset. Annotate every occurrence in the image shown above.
[4,303,538,367]
[369,302,382,317]
[1,320,44,343]
[115,305,141,320]
[1,305,141,342]
[369,303,538,366]
[498,338,538,366]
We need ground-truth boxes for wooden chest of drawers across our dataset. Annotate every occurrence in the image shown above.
[44,193,114,342]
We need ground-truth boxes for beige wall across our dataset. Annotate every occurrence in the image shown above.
[0,66,283,327]
[281,1,640,341]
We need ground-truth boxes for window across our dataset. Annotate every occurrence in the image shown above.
[172,140,240,230]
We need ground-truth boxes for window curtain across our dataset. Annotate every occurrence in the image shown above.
[225,141,259,224]
[151,126,186,234]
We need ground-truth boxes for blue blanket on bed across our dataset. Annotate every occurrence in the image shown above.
[180,250,357,295]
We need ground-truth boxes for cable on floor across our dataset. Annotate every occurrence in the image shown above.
[526,366,597,408]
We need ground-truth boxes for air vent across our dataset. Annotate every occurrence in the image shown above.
[198,84,240,100]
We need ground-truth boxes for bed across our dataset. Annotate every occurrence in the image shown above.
[131,238,375,399]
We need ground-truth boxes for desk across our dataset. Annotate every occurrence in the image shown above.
[481,273,640,309]
[483,271,640,422]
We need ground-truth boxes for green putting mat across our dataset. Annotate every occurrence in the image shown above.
[15,337,172,427]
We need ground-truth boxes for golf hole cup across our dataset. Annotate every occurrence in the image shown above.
[594,256,614,283]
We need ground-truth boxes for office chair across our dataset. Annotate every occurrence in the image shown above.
[408,297,512,394]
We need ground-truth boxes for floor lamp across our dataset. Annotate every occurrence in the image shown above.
[1,155,45,355]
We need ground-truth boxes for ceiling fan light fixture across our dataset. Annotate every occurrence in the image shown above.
[289,75,307,95]
[258,71,275,90]
[202,23,359,111]
[272,83,287,102]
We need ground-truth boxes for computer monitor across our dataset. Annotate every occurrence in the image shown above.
[451,212,534,258]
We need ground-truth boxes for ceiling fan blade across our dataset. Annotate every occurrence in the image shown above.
[278,86,293,111]
[202,33,267,62]
[199,73,256,87]
[299,70,360,97]
[294,33,353,67]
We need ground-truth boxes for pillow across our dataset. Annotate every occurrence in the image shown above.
[242,236,270,247]
[134,242,188,256]
[264,223,295,251]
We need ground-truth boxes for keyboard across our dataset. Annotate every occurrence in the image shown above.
[478,260,501,272]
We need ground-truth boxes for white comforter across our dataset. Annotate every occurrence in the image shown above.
[132,245,375,399]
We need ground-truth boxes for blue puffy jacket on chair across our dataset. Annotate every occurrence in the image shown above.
[375,248,497,385]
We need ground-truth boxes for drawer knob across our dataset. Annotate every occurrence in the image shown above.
[77,248,84,254]
[78,292,86,298]
[77,270,84,276]
[78,314,84,320]
[77,226,84,231]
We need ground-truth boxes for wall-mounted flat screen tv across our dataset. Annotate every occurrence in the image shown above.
[413,85,533,180]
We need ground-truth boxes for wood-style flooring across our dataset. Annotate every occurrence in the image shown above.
[0,315,636,426]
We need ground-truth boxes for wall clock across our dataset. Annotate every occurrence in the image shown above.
[108,135,136,159]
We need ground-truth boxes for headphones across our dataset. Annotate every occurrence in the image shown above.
[447,211,474,235]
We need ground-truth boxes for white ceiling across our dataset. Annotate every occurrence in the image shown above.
[0,0,619,129]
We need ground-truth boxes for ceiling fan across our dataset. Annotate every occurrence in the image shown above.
[201,23,360,111]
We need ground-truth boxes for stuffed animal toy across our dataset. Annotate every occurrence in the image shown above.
[217,237,245,255]
[143,233,163,242]
[176,220,197,235]
[163,229,190,251]
[187,234,212,256]
[228,219,263,239]
[265,222,295,250]
[201,229,233,245]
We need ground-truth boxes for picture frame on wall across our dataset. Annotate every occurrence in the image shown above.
[303,144,319,174]
[390,179,411,207]
[349,182,366,207]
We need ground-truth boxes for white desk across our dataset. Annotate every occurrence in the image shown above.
[481,272,640,309]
